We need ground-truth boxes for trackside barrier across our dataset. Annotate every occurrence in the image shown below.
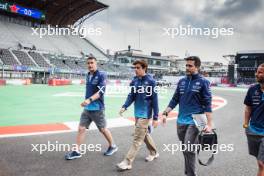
[48,79,72,86]
[0,79,6,86]
[5,79,31,85]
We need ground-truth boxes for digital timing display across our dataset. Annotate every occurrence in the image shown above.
[0,0,45,20]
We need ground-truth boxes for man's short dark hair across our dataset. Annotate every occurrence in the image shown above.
[259,63,264,68]
[87,56,97,61]
[133,59,148,71]
[185,56,201,68]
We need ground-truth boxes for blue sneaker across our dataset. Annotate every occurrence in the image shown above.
[104,145,118,156]
[65,151,82,160]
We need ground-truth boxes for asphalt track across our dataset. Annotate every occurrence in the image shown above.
[0,88,258,176]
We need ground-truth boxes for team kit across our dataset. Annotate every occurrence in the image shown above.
[62,56,264,176]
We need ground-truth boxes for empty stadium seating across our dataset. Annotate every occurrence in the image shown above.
[76,60,87,70]
[0,49,19,66]
[0,16,108,60]
[65,59,83,70]
[12,50,37,67]
[43,54,70,70]
[28,52,51,68]
[0,15,133,77]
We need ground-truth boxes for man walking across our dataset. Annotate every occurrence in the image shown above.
[117,59,159,171]
[244,63,264,176]
[65,56,118,160]
[162,56,213,176]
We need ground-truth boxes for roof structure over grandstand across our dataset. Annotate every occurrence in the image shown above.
[3,0,108,26]
[237,50,264,54]
[0,0,110,60]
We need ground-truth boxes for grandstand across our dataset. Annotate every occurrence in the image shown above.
[0,0,134,84]
[28,51,51,68]
[0,48,19,65]
[12,50,37,67]
[227,51,264,85]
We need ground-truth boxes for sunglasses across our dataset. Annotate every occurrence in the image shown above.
[134,66,142,69]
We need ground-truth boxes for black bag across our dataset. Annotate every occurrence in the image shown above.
[197,129,218,166]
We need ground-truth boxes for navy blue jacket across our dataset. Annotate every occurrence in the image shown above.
[122,74,159,120]
[84,70,106,111]
[168,74,212,124]
[244,84,264,135]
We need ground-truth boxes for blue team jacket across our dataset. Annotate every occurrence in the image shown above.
[168,74,212,125]
[244,84,264,135]
[122,74,159,120]
[84,70,106,111]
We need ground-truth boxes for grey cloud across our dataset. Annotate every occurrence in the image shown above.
[204,0,263,18]
[86,0,264,61]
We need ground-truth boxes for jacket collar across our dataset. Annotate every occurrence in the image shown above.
[187,73,200,80]
[88,69,99,76]
[137,73,148,80]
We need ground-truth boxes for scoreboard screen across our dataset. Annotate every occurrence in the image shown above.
[0,0,45,20]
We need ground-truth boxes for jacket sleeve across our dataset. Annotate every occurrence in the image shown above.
[98,72,106,97]
[122,79,135,109]
[168,81,180,109]
[244,87,253,106]
[201,79,212,112]
[151,80,159,120]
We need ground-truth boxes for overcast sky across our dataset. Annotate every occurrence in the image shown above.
[84,0,264,63]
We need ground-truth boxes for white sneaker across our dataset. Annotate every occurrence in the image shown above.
[116,160,132,171]
[145,153,159,162]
